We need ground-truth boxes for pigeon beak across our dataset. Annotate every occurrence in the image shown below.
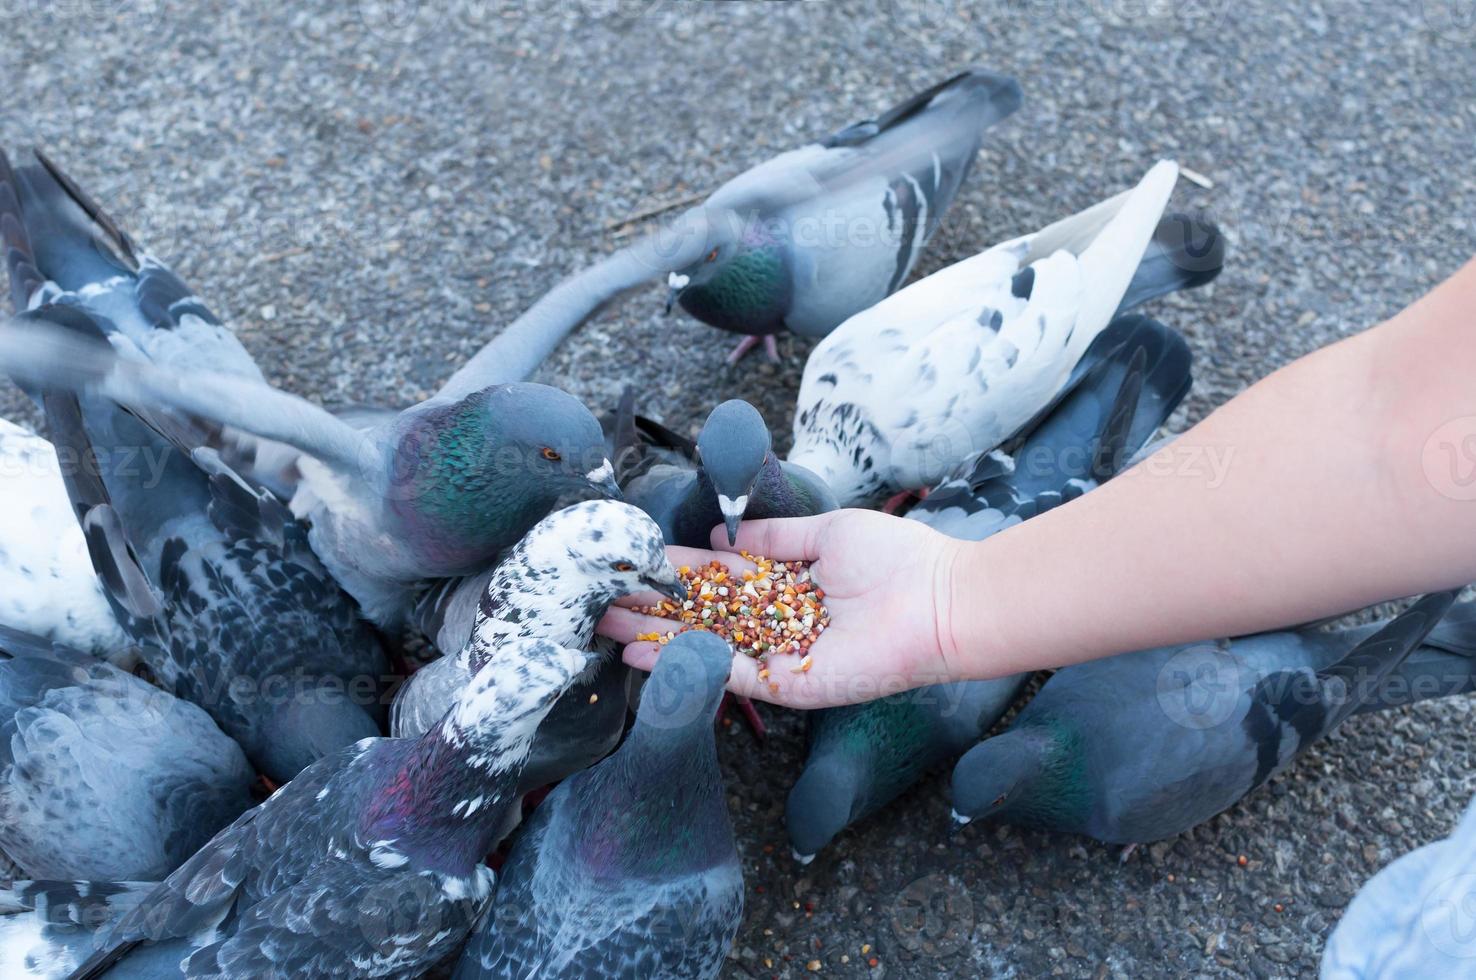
[717,493,749,547]
[584,459,621,500]
[664,272,690,316]
[645,571,688,604]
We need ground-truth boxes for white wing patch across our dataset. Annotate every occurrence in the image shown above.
[0,421,129,658]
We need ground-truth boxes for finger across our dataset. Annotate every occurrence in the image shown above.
[619,640,663,671]
[597,606,679,644]
[624,639,774,705]
[714,512,839,560]
[615,591,661,609]
[666,545,758,576]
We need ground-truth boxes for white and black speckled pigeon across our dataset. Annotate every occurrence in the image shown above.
[0,420,128,660]
[786,313,1192,861]
[619,396,837,547]
[789,161,1225,506]
[1322,791,1476,977]
[0,880,157,979]
[452,629,742,980]
[398,500,684,795]
[13,637,596,980]
[0,148,621,628]
[658,69,1022,364]
[949,591,1467,845]
[17,306,391,786]
[0,622,255,881]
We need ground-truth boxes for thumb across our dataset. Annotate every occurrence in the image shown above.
[713,512,839,561]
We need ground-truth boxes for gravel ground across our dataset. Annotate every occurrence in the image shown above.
[4,2,1476,977]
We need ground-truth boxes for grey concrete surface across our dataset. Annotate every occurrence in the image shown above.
[4,1,1476,976]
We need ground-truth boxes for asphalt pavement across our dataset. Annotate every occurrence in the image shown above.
[3,2,1476,976]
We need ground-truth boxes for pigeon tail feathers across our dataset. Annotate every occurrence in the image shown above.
[1069,160,1180,345]
[1003,312,1191,481]
[1116,212,1226,314]
[1250,591,1457,758]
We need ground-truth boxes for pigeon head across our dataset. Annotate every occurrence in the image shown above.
[449,638,596,754]
[486,383,620,500]
[949,727,1054,825]
[389,384,619,571]
[666,218,792,334]
[522,499,685,604]
[256,691,383,785]
[634,629,733,733]
[785,760,861,863]
[697,399,772,545]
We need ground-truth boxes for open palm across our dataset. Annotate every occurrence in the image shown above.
[599,510,963,708]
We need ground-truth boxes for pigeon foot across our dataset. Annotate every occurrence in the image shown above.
[717,692,768,739]
[724,334,782,365]
[879,485,929,515]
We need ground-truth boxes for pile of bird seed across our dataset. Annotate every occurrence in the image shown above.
[635,552,829,681]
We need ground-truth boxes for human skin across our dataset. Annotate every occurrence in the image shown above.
[600,258,1476,708]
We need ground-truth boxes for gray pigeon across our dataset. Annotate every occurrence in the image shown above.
[452,630,742,980]
[441,70,1022,380]
[950,591,1465,845]
[787,313,1192,861]
[396,500,685,795]
[789,161,1225,506]
[7,637,594,980]
[1322,791,1476,978]
[0,419,128,660]
[0,623,255,881]
[620,397,837,547]
[24,306,390,786]
[662,69,1022,363]
[0,148,621,628]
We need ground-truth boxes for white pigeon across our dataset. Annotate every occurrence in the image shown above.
[788,160,1184,507]
[0,419,128,660]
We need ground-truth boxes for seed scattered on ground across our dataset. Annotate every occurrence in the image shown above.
[635,554,830,689]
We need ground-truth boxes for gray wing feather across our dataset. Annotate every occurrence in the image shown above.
[0,636,254,881]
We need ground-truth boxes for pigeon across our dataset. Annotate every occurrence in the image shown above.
[786,313,1192,861]
[0,419,129,660]
[661,69,1023,363]
[0,880,157,979]
[620,397,837,547]
[1322,791,1476,978]
[949,590,1465,845]
[0,622,255,881]
[452,630,742,980]
[0,148,621,628]
[24,307,391,786]
[0,148,263,383]
[397,500,686,796]
[15,636,596,980]
[788,161,1225,506]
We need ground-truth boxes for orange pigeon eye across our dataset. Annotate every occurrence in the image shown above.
[541,447,562,461]
[705,248,719,262]
[613,561,636,573]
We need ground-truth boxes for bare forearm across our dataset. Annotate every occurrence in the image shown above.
[950,260,1476,678]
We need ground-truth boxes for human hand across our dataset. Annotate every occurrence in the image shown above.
[597,509,968,708]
